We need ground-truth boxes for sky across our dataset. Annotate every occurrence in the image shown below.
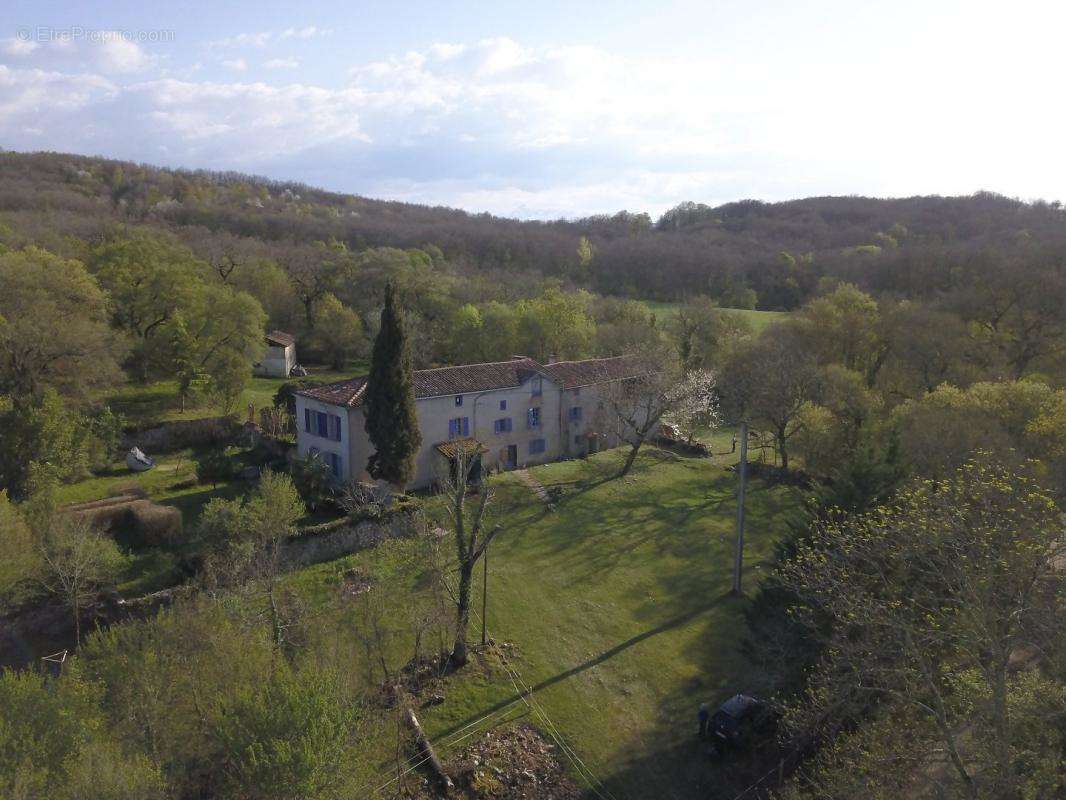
[1,0,1064,219]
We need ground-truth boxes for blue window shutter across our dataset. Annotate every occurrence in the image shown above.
[449,418,458,438]
[304,409,311,433]
[462,417,470,437]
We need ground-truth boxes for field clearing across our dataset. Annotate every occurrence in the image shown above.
[641,301,788,333]
[102,363,366,426]
[289,445,802,799]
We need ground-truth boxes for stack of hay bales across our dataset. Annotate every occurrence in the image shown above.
[66,488,182,548]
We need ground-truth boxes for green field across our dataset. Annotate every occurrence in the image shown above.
[289,444,801,799]
[103,363,365,426]
[642,301,788,333]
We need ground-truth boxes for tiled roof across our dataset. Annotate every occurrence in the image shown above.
[299,376,368,406]
[297,357,544,407]
[265,330,295,347]
[297,354,653,408]
[542,355,651,389]
[434,438,488,459]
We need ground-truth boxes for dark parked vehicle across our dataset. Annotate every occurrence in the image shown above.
[710,694,774,748]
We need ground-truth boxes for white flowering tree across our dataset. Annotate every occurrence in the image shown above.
[597,364,719,477]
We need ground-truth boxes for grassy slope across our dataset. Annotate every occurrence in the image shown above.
[291,442,801,799]
[642,301,788,333]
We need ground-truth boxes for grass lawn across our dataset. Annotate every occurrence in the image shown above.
[642,301,788,334]
[103,362,366,426]
[288,444,802,799]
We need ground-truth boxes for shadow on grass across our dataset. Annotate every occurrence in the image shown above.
[437,592,733,741]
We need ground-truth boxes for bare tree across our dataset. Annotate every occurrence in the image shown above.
[720,324,821,471]
[596,363,718,478]
[440,450,501,669]
[38,514,123,642]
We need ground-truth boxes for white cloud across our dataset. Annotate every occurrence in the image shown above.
[1,38,38,57]
[264,57,299,70]
[212,26,332,49]
[0,33,153,75]
[280,26,330,40]
[1,27,1064,219]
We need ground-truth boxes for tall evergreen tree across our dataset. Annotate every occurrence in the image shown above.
[364,283,422,488]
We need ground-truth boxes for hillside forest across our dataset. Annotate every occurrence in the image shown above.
[0,149,1063,800]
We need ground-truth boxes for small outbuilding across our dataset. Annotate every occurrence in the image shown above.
[253,331,297,377]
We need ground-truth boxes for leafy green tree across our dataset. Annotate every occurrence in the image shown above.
[0,669,164,800]
[798,283,887,384]
[0,247,125,398]
[0,391,92,498]
[515,287,595,362]
[448,303,484,363]
[169,285,266,412]
[478,301,519,362]
[88,229,206,382]
[592,297,663,356]
[778,459,1064,800]
[214,667,358,800]
[669,295,729,371]
[892,379,1059,477]
[197,470,304,589]
[0,490,38,609]
[311,293,365,370]
[363,283,422,489]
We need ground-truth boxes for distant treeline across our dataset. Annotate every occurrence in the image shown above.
[3,150,1066,310]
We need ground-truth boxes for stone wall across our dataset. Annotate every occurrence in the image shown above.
[279,511,420,568]
[122,417,241,454]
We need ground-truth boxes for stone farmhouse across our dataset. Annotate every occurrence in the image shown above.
[294,354,649,489]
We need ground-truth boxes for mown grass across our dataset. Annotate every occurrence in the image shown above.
[642,301,788,333]
[103,363,366,426]
[287,445,802,799]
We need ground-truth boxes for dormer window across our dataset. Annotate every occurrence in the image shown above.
[455,395,463,406]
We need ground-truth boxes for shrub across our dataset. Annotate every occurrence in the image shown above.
[291,452,334,512]
[196,446,235,487]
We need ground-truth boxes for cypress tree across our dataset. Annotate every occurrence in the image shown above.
[364,283,422,488]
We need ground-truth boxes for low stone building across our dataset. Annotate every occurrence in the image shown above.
[294,355,648,489]
[253,331,297,377]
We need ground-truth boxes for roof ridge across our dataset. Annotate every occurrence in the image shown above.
[413,357,542,374]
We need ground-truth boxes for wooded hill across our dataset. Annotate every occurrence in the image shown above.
[3,149,1065,310]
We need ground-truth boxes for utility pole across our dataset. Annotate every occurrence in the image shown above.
[732,420,749,596]
[480,539,489,646]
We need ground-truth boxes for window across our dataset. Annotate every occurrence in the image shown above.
[306,409,341,441]
[493,418,513,434]
[499,399,507,410]
[569,406,582,422]
[455,395,463,406]
[531,376,542,396]
[327,452,342,478]
[526,407,540,429]
[448,417,470,439]
[529,438,546,455]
